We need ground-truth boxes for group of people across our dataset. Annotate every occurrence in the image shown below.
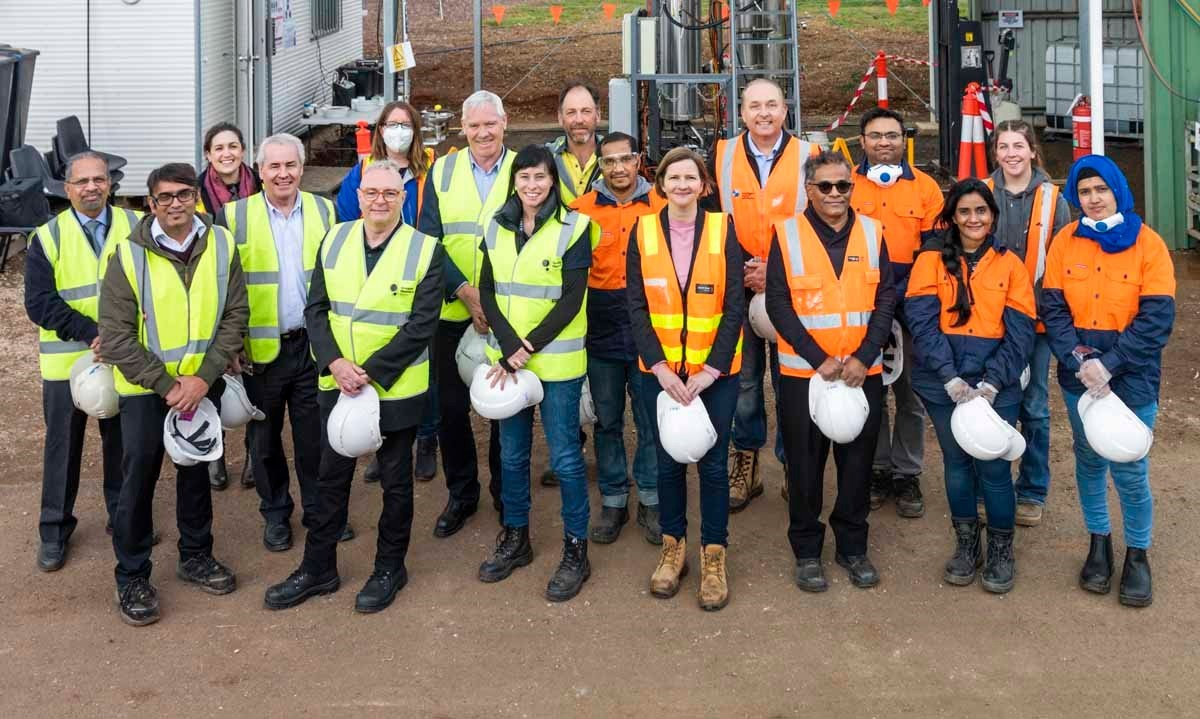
[25,77,1175,627]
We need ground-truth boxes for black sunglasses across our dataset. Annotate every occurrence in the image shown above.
[808,180,853,195]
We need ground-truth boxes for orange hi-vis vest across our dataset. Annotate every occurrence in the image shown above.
[636,211,742,376]
[715,133,820,260]
[570,188,667,291]
[774,213,884,378]
[985,178,1058,333]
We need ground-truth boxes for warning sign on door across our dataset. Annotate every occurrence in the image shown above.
[386,42,417,74]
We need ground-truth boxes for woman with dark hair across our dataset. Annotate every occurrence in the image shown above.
[475,144,595,603]
[199,122,260,216]
[1041,155,1175,607]
[905,179,1036,594]
[335,101,433,224]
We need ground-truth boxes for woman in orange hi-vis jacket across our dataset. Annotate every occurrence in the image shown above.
[626,147,744,611]
[906,179,1036,596]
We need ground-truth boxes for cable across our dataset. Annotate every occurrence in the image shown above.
[660,2,727,31]
[1133,0,1200,103]
[1177,0,1200,26]
[500,34,572,101]
[413,30,621,58]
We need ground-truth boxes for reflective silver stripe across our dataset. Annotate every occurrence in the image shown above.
[644,277,668,288]
[330,300,357,316]
[353,309,411,326]
[859,216,880,270]
[323,222,356,269]
[443,221,480,236]
[118,208,138,234]
[58,283,98,301]
[778,352,813,370]
[719,141,735,212]
[438,152,458,194]
[248,326,279,340]
[245,270,280,285]
[794,140,811,214]
[1033,183,1054,282]
[781,218,806,275]
[313,195,333,233]
[846,311,873,327]
[495,282,562,300]
[304,269,313,283]
[211,229,231,356]
[40,340,89,354]
[799,313,842,330]
[554,153,574,201]
[233,199,249,245]
[482,220,500,251]
[401,230,429,281]
[539,336,586,354]
[128,243,164,359]
[556,211,580,256]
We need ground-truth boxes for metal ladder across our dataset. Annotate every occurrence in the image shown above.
[728,1,803,133]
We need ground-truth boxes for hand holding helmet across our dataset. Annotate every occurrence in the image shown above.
[685,369,716,398]
[166,375,210,413]
[972,381,999,405]
[944,376,972,403]
[816,355,843,382]
[840,356,868,388]
[1076,359,1112,398]
[653,363,691,406]
[329,358,369,395]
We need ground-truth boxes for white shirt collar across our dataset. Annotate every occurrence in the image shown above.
[151,215,207,253]
[748,132,784,160]
[265,193,302,220]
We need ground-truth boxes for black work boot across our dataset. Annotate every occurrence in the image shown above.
[239,458,256,488]
[1079,533,1114,595]
[637,503,663,545]
[545,536,591,602]
[177,554,237,595]
[478,526,533,583]
[868,469,892,511]
[355,567,408,613]
[1118,547,1152,608]
[116,577,160,627]
[944,519,982,586]
[414,436,437,482]
[981,527,1015,594]
[208,457,229,490]
[363,456,382,483]
[540,469,560,487]
[894,474,925,518]
[589,505,628,544]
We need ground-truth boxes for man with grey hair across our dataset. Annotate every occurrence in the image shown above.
[24,151,146,571]
[216,132,339,553]
[417,89,515,538]
[265,159,444,613]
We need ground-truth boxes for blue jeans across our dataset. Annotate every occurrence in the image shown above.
[499,376,589,539]
[732,315,785,465]
[1015,334,1051,505]
[587,356,658,508]
[640,374,738,547]
[1062,391,1157,549]
[924,399,1018,530]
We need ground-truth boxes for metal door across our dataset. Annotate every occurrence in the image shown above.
[236,0,271,148]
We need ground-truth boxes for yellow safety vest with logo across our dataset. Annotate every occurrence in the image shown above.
[482,209,593,381]
[429,148,515,321]
[226,191,334,363]
[317,220,437,400]
[111,226,236,396]
[34,206,142,380]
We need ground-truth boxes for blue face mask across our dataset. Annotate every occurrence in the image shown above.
[1080,212,1125,233]
[866,164,902,187]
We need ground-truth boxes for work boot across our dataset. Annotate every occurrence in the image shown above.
[1079,533,1114,595]
[540,469,560,487]
[355,567,408,613]
[794,557,828,593]
[728,449,762,513]
[116,577,160,627]
[649,535,688,598]
[339,524,355,542]
[177,554,237,595]
[1118,547,1152,608]
[545,536,590,602]
[414,435,437,482]
[894,474,925,518]
[868,469,892,510]
[363,456,381,483]
[1015,502,1043,527]
[208,457,229,490]
[36,541,67,572]
[835,553,880,588]
[264,568,340,610]
[240,458,256,488]
[944,519,982,586]
[478,526,533,583]
[981,527,1015,594]
[698,544,729,611]
[589,505,628,544]
[637,503,663,545]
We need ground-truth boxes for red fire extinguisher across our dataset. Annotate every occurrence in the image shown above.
[1072,96,1092,160]
[355,120,372,162]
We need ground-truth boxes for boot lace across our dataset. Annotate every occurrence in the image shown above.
[558,539,585,572]
[657,540,683,572]
[729,452,752,493]
[492,527,523,559]
[120,577,155,606]
[702,548,725,577]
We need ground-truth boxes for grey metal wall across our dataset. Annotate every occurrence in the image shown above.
[979,0,1137,120]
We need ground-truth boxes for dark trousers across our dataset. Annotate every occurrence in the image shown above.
[39,380,123,543]
[640,374,738,547]
[112,392,219,587]
[244,332,321,527]
[780,375,883,560]
[434,319,500,507]
[302,423,418,576]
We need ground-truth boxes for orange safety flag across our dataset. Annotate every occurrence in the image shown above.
[602,3,617,20]
[885,0,900,14]
[491,4,506,24]
[828,0,841,16]
[549,4,563,23]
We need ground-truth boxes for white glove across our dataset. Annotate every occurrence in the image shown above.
[973,381,999,405]
[1076,359,1112,398]
[944,377,972,403]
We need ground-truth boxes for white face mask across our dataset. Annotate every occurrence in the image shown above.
[1081,212,1125,233]
[866,164,902,187]
[382,125,414,153]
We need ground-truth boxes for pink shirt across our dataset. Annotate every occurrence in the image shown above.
[652,216,720,380]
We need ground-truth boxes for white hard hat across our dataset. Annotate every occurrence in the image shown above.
[655,391,717,464]
[163,398,224,466]
[1078,392,1153,463]
[69,354,119,419]
[882,319,904,386]
[455,329,491,386]
[748,292,777,343]
[951,396,1025,461]
[807,374,870,444]
[579,378,596,425]
[469,364,543,420]
[327,384,384,458]
[219,374,266,429]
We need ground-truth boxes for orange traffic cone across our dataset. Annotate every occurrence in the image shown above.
[957,82,988,180]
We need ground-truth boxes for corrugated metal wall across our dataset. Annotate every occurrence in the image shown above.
[0,0,197,194]
[200,0,238,152]
[269,0,362,135]
[979,0,1136,119]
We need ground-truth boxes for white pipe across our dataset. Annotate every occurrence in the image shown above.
[1086,0,1105,155]
[928,1,936,121]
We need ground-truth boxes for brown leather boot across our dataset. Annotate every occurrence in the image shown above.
[698,544,729,611]
[728,449,762,513]
[649,535,688,598]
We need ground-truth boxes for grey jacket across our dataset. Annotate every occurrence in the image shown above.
[988,167,1072,261]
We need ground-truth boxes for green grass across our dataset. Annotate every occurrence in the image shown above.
[796,0,930,35]
[493,0,643,29]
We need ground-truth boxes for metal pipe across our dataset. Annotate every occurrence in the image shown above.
[473,0,483,91]
[384,0,396,101]
[1085,0,1105,155]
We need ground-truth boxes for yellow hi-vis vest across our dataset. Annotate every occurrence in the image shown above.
[111,226,236,396]
[482,209,592,381]
[429,148,515,321]
[34,206,141,380]
[226,191,334,363]
[317,220,437,400]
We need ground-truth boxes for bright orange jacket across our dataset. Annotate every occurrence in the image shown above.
[850,163,944,278]
[571,186,667,291]
[714,133,820,260]
[773,213,885,378]
[635,211,742,376]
